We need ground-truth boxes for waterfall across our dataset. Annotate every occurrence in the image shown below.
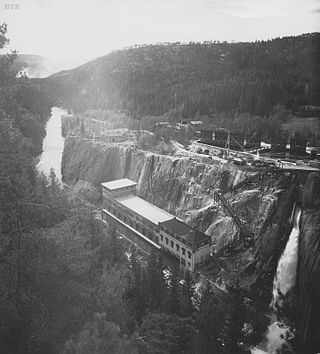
[252,205,301,354]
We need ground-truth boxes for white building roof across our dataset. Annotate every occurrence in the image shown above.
[101,178,137,191]
[116,194,174,225]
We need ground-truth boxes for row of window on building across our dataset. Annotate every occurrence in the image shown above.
[160,233,192,259]
[105,201,193,264]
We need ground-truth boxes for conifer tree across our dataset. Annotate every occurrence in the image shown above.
[168,263,180,315]
[145,252,166,312]
[63,313,137,354]
[195,282,225,354]
[127,247,147,323]
[139,312,196,354]
[180,270,195,317]
[108,227,126,267]
[221,280,247,354]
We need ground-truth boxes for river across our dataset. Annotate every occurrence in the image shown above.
[37,107,66,180]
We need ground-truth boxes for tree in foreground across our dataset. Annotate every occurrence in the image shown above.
[221,280,247,354]
[63,313,137,354]
[139,312,196,354]
[180,270,195,317]
[195,282,226,354]
[145,252,167,312]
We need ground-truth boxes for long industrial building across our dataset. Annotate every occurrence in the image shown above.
[101,178,211,272]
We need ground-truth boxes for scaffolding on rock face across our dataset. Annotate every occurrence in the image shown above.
[213,188,254,256]
[193,196,203,209]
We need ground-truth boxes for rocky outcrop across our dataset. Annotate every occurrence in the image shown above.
[62,137,249,210]
[62,137,284,251]
[302,172,320,209]
[298,173,320,352]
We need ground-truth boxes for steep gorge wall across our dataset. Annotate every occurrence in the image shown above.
[62,137,284,250]
[298,173,320,351]
[62,137,247,212]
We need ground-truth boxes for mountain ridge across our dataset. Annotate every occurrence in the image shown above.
[41,32,320,117]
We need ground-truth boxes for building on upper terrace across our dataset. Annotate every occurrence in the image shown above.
[271,131,288,152]
[99,130,134,143]
[200,128,245,150]
[101,178,211,272]
[290,132,307,155]
[200,129,213,142]
[244,132,261,150]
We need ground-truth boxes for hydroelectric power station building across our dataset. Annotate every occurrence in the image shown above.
[101,178,211,272]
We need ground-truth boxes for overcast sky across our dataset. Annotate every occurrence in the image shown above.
[1,0,320,69]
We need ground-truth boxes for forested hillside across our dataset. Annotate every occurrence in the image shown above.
[45,33,320,117]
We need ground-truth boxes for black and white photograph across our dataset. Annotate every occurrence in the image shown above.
[0,0,320,353]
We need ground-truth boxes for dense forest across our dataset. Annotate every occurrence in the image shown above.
[44,33,320,119]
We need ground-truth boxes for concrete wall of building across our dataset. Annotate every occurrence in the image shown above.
[194,245,211,264]
[102,209,160,255]
[158,229,210,272]
[102,185,137,202]
[102,182,210,272]
[159,230,193,271]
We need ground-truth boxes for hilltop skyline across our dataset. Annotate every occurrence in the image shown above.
[1,0,320,71]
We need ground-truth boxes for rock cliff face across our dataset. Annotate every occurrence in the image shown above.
[62,137,288,253]
[298,173,320,351]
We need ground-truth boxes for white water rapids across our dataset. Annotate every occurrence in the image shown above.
[252,205,301,354]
